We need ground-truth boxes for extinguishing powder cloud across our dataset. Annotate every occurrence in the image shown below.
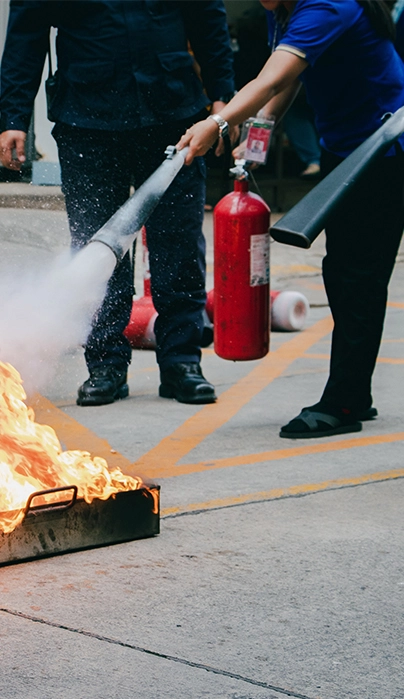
[0,242,117,393]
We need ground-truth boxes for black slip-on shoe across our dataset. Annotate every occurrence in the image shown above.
[159,363,216,404]
[280,404,362,439]
[77,367,129,406]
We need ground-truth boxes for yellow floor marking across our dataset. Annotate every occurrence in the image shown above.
[271,264,321,274]
[26,393,133,473]
[304,353,330,359]
[302,282,325,291]
[130,315,333,476]
[371,357,404,364]
[161,467,404,516]
[143,431,404,480]
[387,301,404,309]
[304,353,404,364]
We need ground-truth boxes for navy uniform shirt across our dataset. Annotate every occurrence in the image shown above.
[0,0,235,132]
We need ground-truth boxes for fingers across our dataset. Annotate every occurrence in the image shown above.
[232,144,243,160]
[214,139,224,158]
[176,119,220,165]
[14,137,26,165]
[229,124,240,146]
[176,130,191,150]
[176,130,194,164]
[0,130,27,170]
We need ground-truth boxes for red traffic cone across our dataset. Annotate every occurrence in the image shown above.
[270,290,309,331]
[205,288,309,332]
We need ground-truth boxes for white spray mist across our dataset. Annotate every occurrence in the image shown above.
[0,242,117,393]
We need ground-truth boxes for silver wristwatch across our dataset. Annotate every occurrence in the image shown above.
[208,113,229,138]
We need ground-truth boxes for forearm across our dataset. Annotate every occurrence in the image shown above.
[258,81,302,124]
[219,53,306,128]
[177,50,308,163]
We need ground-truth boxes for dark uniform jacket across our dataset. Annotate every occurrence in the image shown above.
[0,0,235,132]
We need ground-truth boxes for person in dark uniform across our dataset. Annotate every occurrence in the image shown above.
[177,0,404,438]
[0,0,236,406]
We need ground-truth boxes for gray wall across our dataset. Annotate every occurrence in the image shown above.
[0,0,9,58]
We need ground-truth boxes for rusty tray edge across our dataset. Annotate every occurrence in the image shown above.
[0,486,160,567]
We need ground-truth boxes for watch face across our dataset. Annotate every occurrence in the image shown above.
[209,114,229,137]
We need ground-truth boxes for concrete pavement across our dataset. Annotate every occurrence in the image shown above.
[0,185,403,699]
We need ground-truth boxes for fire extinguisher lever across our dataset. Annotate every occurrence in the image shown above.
[229,159,249,181]
[164,145,177,159]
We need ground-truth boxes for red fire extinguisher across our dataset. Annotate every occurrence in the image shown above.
[214,176,270,360]
[124,228,158,349]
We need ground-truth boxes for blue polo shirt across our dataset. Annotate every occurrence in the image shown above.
[266,0,404,156]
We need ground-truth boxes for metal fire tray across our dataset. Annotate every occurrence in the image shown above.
[0,484,160,566]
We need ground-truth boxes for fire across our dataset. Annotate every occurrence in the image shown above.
[0,362,143,535]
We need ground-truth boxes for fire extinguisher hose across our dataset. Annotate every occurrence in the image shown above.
[89,146,189,263]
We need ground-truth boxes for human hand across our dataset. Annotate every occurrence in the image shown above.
[176,118,221,165]
[0,130,27,170]
[232,140,260,170]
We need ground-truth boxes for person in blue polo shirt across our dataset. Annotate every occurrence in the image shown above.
[178,0,404,439]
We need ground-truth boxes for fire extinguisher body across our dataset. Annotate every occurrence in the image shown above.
[214,180,270,360]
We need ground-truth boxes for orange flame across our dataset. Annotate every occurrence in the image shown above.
[0,362,143,534]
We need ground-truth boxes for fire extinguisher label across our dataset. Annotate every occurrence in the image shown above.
[250,233,270,286]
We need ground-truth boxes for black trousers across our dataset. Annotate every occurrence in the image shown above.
[53,118,207,373]
[320,147,404,413]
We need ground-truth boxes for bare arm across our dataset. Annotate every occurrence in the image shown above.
[177,50,308,164]
[259,79,302,123]
[232,80,301,162]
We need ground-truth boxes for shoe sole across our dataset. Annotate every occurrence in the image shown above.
[279,421,362,439]
[77,384,129,407]
[159,384,217,404]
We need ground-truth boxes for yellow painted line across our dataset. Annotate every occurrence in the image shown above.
[304,352,331,359]
[130,315,333,477]
[26,393,133,473]
[161,467,404,517]
[370,357,404,365]
[302,282,325,291]
[144,431,404,480]
[304,353,404,365]
[271,264,320,274]
[387,301,404,309]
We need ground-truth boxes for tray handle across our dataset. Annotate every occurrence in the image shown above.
[24,485,78,516]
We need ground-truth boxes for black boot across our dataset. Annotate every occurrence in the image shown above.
[77,367,129,406]
[159,363,216,404]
